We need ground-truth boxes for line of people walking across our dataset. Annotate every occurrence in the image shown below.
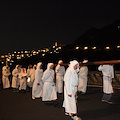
[1,59,115,120]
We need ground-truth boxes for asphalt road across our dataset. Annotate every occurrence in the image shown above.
[0,85,120,120]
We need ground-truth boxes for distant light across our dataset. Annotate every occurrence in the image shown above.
[92,47,96,50]
[27,54,29,56]
[75,47,79,50]
[36,52,39,54]
[10,63,12,65]
[27,77,31,83]
[105,46,110,50]
[53,46,55,48]
[50,52,52,54]
[18,52,20,54]
[42,54,45,56]
[84,47,88,50]
[1,55,5,58]
[58,47,61,49]
[38,50,41,52]
[14,51,16,53]
[56,48,59,50]
[55,42,58,47]
[25,51,28,53]
[17,57,21,59]
[21,54,24,57]
[11,60,14,62]
[1,62,4,64]
[43,50,46,52]
[118,26,120,28]
[17,55,20,57]
[21,51,24,53]
[46,48,49,52]
[12,54,14,56]
[30,54,32,56]
[117,46,120,48]
[5,55,8,57]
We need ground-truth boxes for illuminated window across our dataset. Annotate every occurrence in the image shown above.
[92,47,96,49]
[75,47,79,50]
[117,46,120,48]
[42,54,45,56]
[1,56,4,58]
[105,46,110,50]
[84,47,88,50]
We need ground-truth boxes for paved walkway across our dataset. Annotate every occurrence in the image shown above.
[0,85,120,120]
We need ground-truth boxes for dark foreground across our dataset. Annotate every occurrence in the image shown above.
[0,85,120,120]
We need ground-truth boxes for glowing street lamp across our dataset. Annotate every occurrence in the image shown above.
[92,47,96,50]
[105,46,110,50]
[84,47,88,50]
[75,47,79,50]
[117,46,120,48]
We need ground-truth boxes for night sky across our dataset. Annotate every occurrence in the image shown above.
[0,0,120,55]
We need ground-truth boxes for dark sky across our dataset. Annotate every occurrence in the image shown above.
[0,0,120,55]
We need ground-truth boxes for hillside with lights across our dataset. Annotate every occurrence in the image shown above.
[0,21,120,70]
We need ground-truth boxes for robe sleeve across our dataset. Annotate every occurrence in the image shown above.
[12,69,18,77]
[64,70,72,95]
[111,66,114,78]
[98,65,103,71]
[55,65,60,73]
[2,69,10,77]
[42,70,52,82]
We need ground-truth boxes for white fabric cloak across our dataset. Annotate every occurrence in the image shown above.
[63,60,79,114]
[42,63,57,101]
[55,64,65,93]
[78,66,88,93]
[12,65,20,88]
[32,63,43,98]
[2,66,11,89]
[98,65,114,94]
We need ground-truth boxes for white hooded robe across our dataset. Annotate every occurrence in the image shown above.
[42,63,57,101]
[12,65,20,88]
[63,60,79,114]
[2,66,11,89]
[32,63,43,98]
[55,64,65,93]
[98,65,114,94]
[78,66,88,93]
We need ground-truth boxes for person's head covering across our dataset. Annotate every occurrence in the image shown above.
[82,60,88,63]
[47,63,54,69]
[33,64,37,69]
[69,60,79,67]
[58,60,63,64]
[15,65,19,69]
[21,68,26,73]
[36,62,42,69]
[69,60,79,72]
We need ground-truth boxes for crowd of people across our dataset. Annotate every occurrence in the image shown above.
[1,59,115,120]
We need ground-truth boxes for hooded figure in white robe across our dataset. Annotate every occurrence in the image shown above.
[78,60,88,94]
[12,65,21,89]
[19,68,27,91]
[98,64,114,104]
[32,63,43,99]
[2,65,11,89]
[98,65,114,94]
[55,60,65,93]
[27,65,37,88]
[42,63,57,101]
[63,60,81,119]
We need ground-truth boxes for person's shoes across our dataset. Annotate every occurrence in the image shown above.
[65,112,72,116]
[105,100,114,104]
[32,96,35,100]
[71,115,82,120]
[81,92,86,95]
[101,99,106,102]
